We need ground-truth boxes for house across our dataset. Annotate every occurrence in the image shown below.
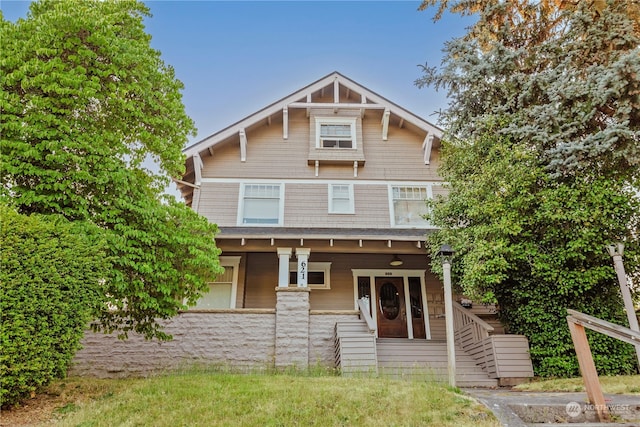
[72,72,533,386]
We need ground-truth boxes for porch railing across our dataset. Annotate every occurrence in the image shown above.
[357,297,376,333]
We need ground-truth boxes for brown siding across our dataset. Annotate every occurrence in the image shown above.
[284,183,390,228]
[243,253,279,308]
[199,109,442,182]
[197,182,239,225]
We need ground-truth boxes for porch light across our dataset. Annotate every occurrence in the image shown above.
[437,244,454,264]
[389,254,403,267]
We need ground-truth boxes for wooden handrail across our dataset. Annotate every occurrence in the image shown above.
[567,309,640,346]
[357,297,376,333]
[453,301,494,334]
[566,309,640,422]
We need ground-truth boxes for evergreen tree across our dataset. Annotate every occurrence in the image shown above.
[419,0,639,375]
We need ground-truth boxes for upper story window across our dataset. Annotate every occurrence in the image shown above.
[238,183,284,226]
[316,117,356,149]
[328,184,354,214]
[390,186,431,227]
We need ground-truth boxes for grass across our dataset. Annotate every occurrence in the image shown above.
[2,368,500,427]
[514,374,640,395]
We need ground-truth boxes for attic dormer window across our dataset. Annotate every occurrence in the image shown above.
[316,117,356,149]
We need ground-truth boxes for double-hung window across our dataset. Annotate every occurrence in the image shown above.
[316,118,356,149]
[192,256,240,309]
[328,184,354,214]
[239,184,284,225]
[390,186,430,227]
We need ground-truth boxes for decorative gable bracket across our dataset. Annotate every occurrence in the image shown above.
[422,134,434,165]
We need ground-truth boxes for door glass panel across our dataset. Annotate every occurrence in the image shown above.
[357,277,371,299]
[379,282,400,320]
[408,277,423,319]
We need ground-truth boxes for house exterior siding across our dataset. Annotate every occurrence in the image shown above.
[72,72,531,381]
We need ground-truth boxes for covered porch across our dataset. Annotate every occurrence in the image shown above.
[70,230,533,385]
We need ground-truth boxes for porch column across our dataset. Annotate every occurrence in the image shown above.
[295,248,311,287]
[275,288,310,368]
[277,248,292,288]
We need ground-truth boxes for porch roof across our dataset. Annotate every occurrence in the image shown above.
[218,226,432,240]
[215,227,434,254]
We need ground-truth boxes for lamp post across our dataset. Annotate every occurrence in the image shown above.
[438,244,456,387]
[606,243,640,370]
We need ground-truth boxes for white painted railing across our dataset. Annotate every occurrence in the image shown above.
[357,297,376,333]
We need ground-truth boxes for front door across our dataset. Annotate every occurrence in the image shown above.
[375,277,408,338]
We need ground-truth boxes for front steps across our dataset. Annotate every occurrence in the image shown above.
[335,320,498,387]
[376,338,498,387]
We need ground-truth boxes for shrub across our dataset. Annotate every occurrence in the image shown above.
[0,206,108,407]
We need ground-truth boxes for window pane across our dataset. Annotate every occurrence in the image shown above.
[243,184,280,224]
[289,271,324,285]
[330,184,352,213]
[245,184,280,198]
[332,185,350,198]
[196,283,232,309]
[320,124,353,149]
[321,124,351,137]
[393,187,429,226]
[332,199,351,213]
[308,271,325,285]
[244,199,279,223]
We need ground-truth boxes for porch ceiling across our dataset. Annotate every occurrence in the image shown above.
[215,227,434,254]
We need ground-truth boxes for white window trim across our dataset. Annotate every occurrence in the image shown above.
[315,117,357,149]
[328,183,355,214]
[388,184,433,228]
[237,183,285,226]
[289,261,331,289]
[191,256,241,309]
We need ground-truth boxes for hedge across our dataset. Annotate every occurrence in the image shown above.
[0,206,108,407]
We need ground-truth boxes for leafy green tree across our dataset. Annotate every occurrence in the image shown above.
[1,0,223,340]
[1,206,108,406]
[418,0,639,375]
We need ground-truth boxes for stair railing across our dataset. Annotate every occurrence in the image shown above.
[453,301,494,346]
[357,297,376,334]
[567,309,640,422]
[452,301,495,374]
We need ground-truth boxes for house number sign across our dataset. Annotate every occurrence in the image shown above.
[298,260,307,286]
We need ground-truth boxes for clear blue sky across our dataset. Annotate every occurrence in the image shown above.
[1,1,473,195]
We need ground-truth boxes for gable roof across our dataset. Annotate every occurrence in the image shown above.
[183,71,442,159]
[177,72,444,205]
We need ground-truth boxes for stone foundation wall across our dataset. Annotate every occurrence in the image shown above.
[70,308,361,378]
[71,311,276,378]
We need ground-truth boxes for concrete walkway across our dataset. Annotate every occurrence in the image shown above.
[463,388,640,426]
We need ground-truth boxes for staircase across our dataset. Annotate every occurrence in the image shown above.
[335,318,498,387]
[376,338,498,387]
[334,320,377,375]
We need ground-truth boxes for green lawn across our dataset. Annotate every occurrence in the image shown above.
[514,375,640,395]
[6,370,500,426]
